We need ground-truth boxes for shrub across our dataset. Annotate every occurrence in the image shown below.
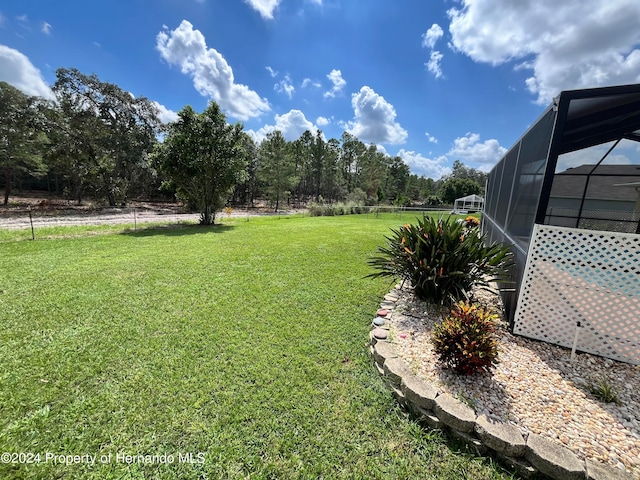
[307,202,367,217]
[431,301,499,375]
[367,215,513,304]
[307,203,324,216]
[346,188,367,206]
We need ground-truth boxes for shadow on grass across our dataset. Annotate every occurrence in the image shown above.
[120,222,235,237]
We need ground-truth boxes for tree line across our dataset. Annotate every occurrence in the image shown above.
[1,68,486,224]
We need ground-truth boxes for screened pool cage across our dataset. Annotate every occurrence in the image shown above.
[453,194,484,214]
[483,83,640,364]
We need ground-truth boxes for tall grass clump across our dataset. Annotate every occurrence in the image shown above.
[307,201,367,216]
[367,215,513,304]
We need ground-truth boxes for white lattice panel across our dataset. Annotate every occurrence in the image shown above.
[513,224,640,365]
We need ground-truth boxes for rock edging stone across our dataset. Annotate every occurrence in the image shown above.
[369,287,635,480]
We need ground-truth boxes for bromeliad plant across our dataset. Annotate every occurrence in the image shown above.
[367,215,513,304]
[465,216,480,228]
[431,301,500,375]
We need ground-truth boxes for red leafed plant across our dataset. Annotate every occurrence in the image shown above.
[431,301,499,375]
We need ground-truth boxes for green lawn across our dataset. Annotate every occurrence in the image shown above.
[0,213,513,479]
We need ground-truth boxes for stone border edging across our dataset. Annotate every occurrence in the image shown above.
[369,289,635,480]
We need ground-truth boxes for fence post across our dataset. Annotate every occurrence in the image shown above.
[29,207,35,240]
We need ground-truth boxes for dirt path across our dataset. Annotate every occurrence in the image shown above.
[0,208,303,230]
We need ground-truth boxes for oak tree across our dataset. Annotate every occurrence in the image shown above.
[0,82,47,205]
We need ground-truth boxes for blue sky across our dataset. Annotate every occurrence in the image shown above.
[1,0,639,179]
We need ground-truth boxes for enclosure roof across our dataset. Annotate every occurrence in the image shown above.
[550,165,640,201]
[455,194,484,202]
[557,84,640,155]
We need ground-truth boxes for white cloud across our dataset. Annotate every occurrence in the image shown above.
[346,86,408,145]
[447,132,507,170]
[323,69,346,98]
[244,0,281,20]
[41,21,52,34]
[156,20,269,121]
[397,149,451,179]
[426,51,444,79]
[425,132,438,143]
[151,101,179,123]
[422,24,445,78]
[275,74,294,99]
[0,45,53,99]
[376,144,388,155]
[316,116,330,126]
[301,77,321,89]
[448,0,640,104]
[265,66,278,78]
[16,14,28,23]
[247,109,318,143]
[422,24,444,49]
[396,132,506,178]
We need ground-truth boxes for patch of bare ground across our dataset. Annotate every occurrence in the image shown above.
[0,194,304,229]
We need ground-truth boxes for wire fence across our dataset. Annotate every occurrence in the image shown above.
[0,207,199,236]
[0,203,461,240]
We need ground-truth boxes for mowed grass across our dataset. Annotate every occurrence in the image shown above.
[0,213,512,479]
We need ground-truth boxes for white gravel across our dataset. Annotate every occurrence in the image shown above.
[384,285,640,478]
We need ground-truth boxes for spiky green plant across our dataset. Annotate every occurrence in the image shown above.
[367,215,513,304]
[588,377,621,404]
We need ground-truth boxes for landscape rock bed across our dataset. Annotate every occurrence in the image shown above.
[370,285,639,479]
